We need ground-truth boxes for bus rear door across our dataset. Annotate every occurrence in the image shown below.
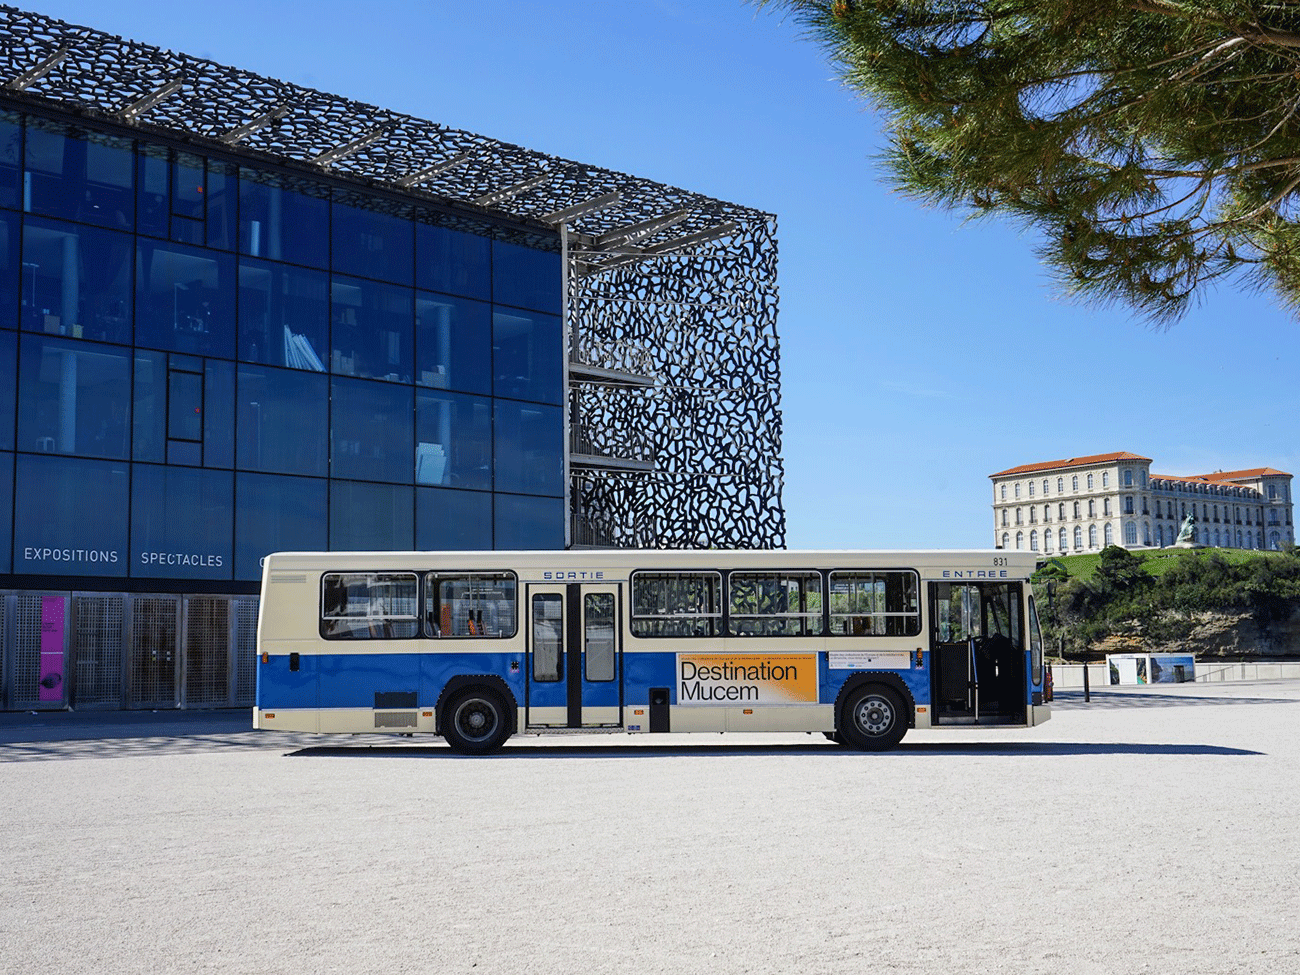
[525,583,623,729]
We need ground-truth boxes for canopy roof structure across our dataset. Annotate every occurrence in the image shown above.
[0,4,786,549]
[0,4,768,264]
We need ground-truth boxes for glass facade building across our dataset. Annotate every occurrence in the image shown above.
[0,108,566,709]
[0,6,784,712]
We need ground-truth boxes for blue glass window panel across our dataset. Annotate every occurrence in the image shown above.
[415,390,491,492]
[132,350,165,462]
[237,260,328,370]
[171,151,205,244]
[21,216,133,344]
[416,223,490,300]
[493,308,562,405]
[415,292,490,395]
[18,335,132,459]
[492,240,561,314]
[204,359,234,469]
[331,200,412,285]
[494,494,564,550]
[167,367,202,442]
[0,111,20,212]
[330,377,413,484]
[330,276,412,382]
[137,146,169,238]
[24,120,134,230]
[130,465,233,580]
[416,486,492,550]
[0,330,14,449]
[236,364,328,476]
[493,401,563,497]
[238,169,329,269]
[0,210,17,330]
[329,480,413,552]
[135,240,235,358]
[0,451,11,572]
[204,161,237,251]
[13,453,129,576]
[234,472,328,580]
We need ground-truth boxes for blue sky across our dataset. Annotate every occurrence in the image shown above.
[34,0,1300,549]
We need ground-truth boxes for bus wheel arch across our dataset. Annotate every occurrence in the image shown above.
[835,673,913,751]
[436,676,516,755]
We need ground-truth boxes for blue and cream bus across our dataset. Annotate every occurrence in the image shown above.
[254,549,1050,753]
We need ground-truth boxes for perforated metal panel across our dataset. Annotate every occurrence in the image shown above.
[72,595,125,707]
[12,593,68,709]
[184,596,230,707]
[233,598,259,707]
[129,596,179,708]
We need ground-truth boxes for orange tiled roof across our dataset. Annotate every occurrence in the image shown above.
[1201,467,1292,481]
[989,452,1151,479]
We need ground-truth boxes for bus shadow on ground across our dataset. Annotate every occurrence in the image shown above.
[286,740,1261,759]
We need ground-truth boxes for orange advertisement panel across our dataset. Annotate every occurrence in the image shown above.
[677,653,819,706]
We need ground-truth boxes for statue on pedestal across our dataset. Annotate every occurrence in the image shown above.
[1174,512,1200,548]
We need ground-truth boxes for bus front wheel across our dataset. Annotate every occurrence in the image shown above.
[839,685,907,751]
[442,688,510,755]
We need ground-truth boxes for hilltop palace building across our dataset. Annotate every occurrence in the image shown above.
[991,452,1295,555]
[0,6,784,711]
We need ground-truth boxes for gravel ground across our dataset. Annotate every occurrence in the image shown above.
[2,682,1298,975]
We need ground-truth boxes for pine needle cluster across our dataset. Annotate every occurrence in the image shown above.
[760,0,1300,323]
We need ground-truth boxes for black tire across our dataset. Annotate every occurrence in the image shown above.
[838,684,908,751]
[442,688,510,755]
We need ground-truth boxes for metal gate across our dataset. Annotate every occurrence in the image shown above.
[9,593,70,710]
[129,596,180,708]
[73,594,126,708]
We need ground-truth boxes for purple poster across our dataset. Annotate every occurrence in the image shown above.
[39,596,65,702]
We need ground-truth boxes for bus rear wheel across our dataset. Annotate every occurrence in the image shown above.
[442,688,510,755]
[839,685,907,751]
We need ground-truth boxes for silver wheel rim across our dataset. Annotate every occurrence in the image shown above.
[454,698,499,743]
[854,695,894,736]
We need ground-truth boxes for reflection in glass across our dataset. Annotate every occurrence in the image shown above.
[135,240,234,357]
[0,110,20,211]
[204,359,234,468]
[416,222,490,299]
[13,453,129,576]
[239,169,329,268]
[330,377,413,484]
[236,365,328,476]
[130,465,233,580]
[416,390,491,491]
[24,119,133,230]
[415,292,490,394]
[493,308,562,404]
[0,210,19,329]
[18,336,132,459]
[332,199,413,284]
[21,217,133,344]
[494,401,562,496]
[234,473,327,580]
[238,260,328,370]
[492,239,561,314]
[495,495,564,550]
[330,276,412,382]
[416,487,491,550]
[0,330,14,449]
[329,480,413,552]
